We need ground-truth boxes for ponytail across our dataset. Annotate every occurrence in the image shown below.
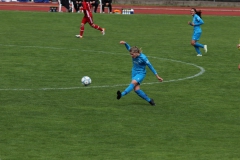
[192,8,202,18]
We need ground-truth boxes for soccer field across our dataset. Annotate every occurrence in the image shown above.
[0,11,240,159]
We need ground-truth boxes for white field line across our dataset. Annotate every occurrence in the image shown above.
[0,44,205,91]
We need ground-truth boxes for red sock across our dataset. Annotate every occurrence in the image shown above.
[92,24,102,31]
[80,25,84,36]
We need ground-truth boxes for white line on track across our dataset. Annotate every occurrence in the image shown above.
[0,44,205,91]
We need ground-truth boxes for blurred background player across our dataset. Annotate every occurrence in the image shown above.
[60,0,72,12]
[102,0,112,13]
[188,8,207,56]
[117,41,163,106]
[72,0,82,13]
[90,0,99,13]
[75,0,105,38]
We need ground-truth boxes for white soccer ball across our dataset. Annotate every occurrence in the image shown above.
[81,76,92,86]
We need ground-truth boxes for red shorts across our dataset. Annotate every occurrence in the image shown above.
[81,15,93,25]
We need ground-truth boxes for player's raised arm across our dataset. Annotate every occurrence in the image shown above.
[120,41,131,51]
[119,41,126,44]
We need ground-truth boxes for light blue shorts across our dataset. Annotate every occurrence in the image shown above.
[131,72,146,85]
[192,32,202,41]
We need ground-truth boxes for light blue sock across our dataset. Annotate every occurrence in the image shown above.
[195,42,204,48]
[194,46,201,54]
[122,83,134,96]
[135,89,151,102]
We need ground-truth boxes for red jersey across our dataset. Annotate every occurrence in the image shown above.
[82,1,92,18]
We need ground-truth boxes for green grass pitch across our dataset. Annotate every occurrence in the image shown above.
[0,10,240,159]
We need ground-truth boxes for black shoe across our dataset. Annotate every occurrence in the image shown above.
[117,90,121,100]
[68,7,72,12]
[149,99,155,106]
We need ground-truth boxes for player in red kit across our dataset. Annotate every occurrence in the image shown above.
[75,0,105,38]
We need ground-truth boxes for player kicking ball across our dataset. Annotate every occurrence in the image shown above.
[117,41,163,106]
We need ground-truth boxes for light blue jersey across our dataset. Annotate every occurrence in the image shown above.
[189,12,206,56]
[192,14,204,33]
[124,43,157,83]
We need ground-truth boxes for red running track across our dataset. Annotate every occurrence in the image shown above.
[0,2,240,16]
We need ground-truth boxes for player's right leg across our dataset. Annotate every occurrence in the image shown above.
[75,23,84,38]
[76,18,87,38]
[117,83,135,100]
[117,73,144,100]
[117,79,139,100]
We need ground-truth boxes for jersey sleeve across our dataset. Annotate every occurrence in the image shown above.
[124,43,131,51]
[194,15,204,26]
[145,59,158,75]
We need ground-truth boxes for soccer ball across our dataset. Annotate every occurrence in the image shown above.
[81,76,92,86]
[237,44,240,50]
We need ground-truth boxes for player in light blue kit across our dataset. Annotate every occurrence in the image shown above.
[117,41,163,106]
[188,8,207,56]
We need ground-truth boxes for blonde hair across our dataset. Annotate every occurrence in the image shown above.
[130,46,142,53]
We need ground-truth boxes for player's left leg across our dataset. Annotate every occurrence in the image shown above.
[133,74,154,105]
[135,88,156,106]
[88,18,105,35]
[134,88,151,102]
[89,23,104,32]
